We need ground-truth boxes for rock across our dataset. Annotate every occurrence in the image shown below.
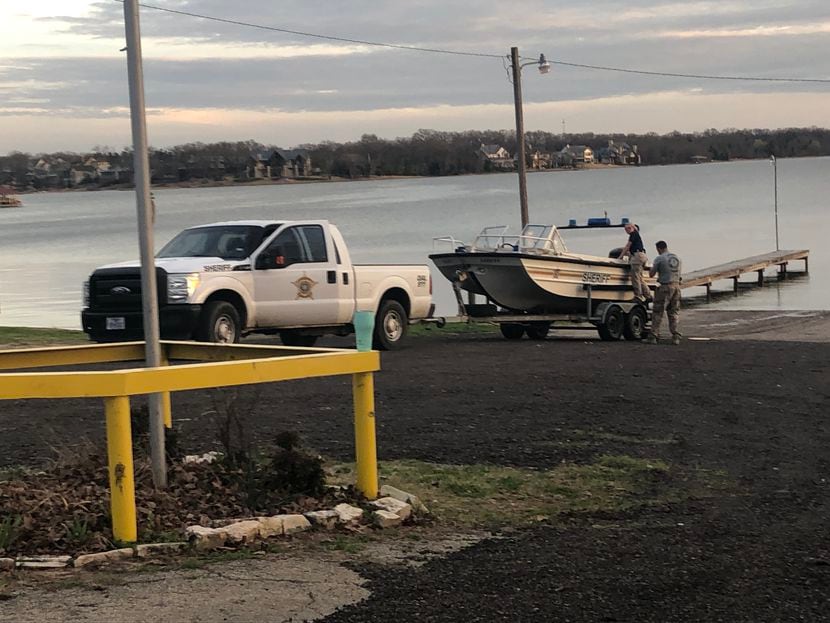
[15,555,72,569]
[219,520,262,544]
[186,525,226,551]
[380,485,429,515]
[370,497,412,521]
[372,510,402,528]
[74,548,134,568]
[304,510,339,530]
[182,451,222,465]
[0,558,15,572]
[257,516,285,538]
[334,503,365,525]
[135,542,188,559]
[280,515,312,535]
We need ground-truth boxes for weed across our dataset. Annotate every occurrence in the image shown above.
[64,515,90,545]
[322,536,366,554]
[0,515,22,552]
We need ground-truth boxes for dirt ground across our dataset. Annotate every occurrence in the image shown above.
[2,310,829,621]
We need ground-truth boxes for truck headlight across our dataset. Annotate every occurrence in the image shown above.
[83,281,90,307]
[167,273,200,304]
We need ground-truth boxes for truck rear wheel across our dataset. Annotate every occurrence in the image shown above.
[197,301,241,344]
[373,300,408,350]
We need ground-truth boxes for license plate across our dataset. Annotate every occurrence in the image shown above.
[106,317,126,330]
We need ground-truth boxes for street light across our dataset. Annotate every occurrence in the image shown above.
[770,154,779,251]
[510,48,550,228]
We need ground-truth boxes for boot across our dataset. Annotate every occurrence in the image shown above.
[671,334,680,345]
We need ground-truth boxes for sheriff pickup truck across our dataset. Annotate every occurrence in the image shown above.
[81,220,434,349]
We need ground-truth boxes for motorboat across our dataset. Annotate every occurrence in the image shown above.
[430,220,654,315]
[0,186,22,208]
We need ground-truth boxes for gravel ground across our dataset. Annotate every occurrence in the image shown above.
[1,311,829,621]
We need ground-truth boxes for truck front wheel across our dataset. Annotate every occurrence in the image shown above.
[197,301,241,343]
[373,300,408,350]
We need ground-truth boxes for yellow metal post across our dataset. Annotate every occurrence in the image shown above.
[104,395,138,543]
[160,352,172,429]
[352,372,378,499]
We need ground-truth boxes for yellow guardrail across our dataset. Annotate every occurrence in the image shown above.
[0,341,380,543]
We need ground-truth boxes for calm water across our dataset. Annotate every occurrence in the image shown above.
[1,157,827,329]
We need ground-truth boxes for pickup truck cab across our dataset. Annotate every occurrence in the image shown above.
[81,220,433,349]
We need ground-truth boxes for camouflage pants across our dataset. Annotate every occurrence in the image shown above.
[651,283,681,338]
[629,252,651,300]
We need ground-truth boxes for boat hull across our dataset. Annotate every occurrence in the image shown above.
[430,252,652,313]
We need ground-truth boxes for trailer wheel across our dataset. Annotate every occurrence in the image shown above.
[623,306,647,340]
[280,331,318,347]
[597,306,624,341]
[197,300,241,343]
[525,322,551,340]
[500,323,525,340]
[374,299,408,350]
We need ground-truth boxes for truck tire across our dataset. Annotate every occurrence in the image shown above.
[499,323,525,340]
[197,301,241,344]
[280,331,318,347]
[525,322,551,340]
[373,299,408,350]
[623,306,647,340]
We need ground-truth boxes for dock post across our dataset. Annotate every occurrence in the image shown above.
[733,277,739,294]
[804,256,809,273]
[104,395,138,543]
[352,372,379,499]
[757,270,764,286]
[705,283,711,301]
[778,263,787,279]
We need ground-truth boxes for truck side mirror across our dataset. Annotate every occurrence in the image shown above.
[255,247,286,269]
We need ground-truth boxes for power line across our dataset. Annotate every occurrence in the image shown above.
[131,2,502,59]
[124,1,830,84]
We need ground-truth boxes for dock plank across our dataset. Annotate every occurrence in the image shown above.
[681,250,809,289]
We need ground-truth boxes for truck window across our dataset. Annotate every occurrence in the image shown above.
[158,225,264,260]
[299,225,328,263]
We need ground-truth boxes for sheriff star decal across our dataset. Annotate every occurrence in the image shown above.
[292,273,318,299]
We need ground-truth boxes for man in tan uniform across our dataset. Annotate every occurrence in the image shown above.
[618,223,652,303]
[646,240,682,345]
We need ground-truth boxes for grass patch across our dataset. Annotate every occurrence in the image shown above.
[0,326,87,348]
[409,321,498,339]
[331,455,689,529]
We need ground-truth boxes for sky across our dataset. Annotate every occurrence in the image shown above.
[1,0,829,153]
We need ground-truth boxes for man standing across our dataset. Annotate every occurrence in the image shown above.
[647,240,682,345]
[618,223,651,303]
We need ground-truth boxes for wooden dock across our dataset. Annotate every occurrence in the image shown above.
[681,250,809,297]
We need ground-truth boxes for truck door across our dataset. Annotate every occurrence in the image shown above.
[252,224,341,326]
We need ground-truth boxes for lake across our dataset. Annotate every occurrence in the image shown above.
[1,157,827,329]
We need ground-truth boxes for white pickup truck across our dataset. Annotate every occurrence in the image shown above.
[81,220,434,349]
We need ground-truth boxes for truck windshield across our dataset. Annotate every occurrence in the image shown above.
[157,225,270,260]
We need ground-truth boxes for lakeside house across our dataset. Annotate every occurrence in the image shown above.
[558,144,595,167]
[478,143,514,170]
[247,149,313,179]
[597,140,641,165]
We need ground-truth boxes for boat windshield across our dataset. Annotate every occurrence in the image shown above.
[157,225,273,260]
[472,226,519,251]
[519,225,568,255]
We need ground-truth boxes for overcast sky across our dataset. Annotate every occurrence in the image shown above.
[1,0,829,153]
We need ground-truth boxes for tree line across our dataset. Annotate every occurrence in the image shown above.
[1,127,828,187]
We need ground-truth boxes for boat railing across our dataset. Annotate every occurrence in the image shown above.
[432,236,468,251]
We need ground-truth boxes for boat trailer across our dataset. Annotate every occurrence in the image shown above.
[445,278,651,341]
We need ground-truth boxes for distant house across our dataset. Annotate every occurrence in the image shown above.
[597,140,641,166]
[690,155,710,164]
[247,150,312,179]
[557,144,594,167]
[478,143,513,170]
[528,150,553,170]
[270,149,312,178]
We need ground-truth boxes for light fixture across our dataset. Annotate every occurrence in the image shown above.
[538,54,551,74]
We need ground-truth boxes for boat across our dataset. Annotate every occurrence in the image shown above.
[0,186,22,208]
[430,220,655,315]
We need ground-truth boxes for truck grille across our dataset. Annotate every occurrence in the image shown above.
[89,267,167,311]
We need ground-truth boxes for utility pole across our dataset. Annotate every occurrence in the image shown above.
[510,47,529,228]
[123,0,166,488]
